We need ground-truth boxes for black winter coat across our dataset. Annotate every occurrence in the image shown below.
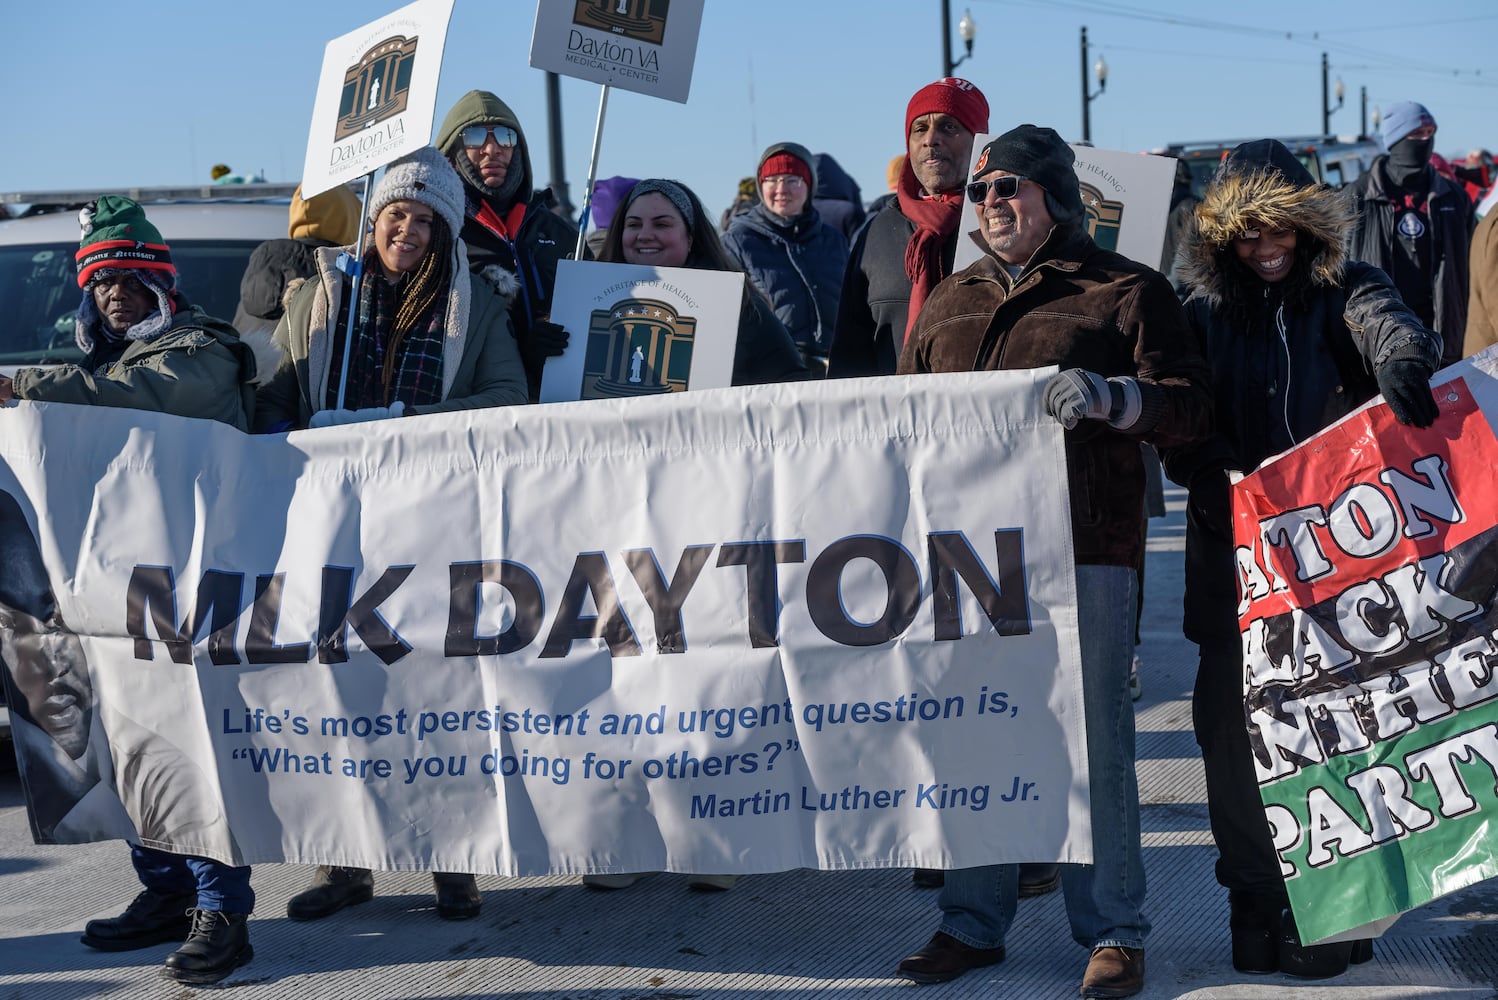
[829,204,960,378]
[1344,159,1475,368]
[1162,263,1442,645]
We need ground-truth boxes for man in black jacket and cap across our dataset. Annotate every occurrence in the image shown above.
[435,89,584,401]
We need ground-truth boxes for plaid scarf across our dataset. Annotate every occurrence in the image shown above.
[330,251,448,410]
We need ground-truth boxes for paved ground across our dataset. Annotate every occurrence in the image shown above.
[3,486,1497,999]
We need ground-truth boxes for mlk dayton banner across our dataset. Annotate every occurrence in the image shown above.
[1232,365,1498,943]
[0,373,1090,876]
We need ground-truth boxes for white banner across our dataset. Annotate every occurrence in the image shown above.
[300,0,456,198]
[0,373,1090,875]
[529,0,704,104]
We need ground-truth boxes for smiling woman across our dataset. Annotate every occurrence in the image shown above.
[254,146,530,431]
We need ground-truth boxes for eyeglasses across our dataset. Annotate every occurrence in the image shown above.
[966,175,1026,203]
[459,124,518,149]
[761,175,806,189]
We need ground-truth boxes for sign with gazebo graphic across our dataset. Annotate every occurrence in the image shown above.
[540,261,742,403]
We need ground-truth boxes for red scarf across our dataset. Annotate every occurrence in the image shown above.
[896,165,964,342]
[474,200,528,241]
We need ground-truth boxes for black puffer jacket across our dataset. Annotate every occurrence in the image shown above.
[829,205,960,377]
[1344,157,1474,368]
[1161,139,1443,646]
[722,202,848,360]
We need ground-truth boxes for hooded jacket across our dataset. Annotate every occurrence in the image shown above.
[436,89,584,400]
[898,221,1212,569]
[13,294,255,431]
[1344,155,1475,367]
[722,168,849,360]
[253,244,527,431]
[811,152,866,242]
[1161,139,1443,646]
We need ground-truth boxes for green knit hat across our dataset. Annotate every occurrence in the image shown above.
[75,195,176,289]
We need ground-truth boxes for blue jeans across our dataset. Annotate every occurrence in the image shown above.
[131,845,255,914]
[937,563,1148,951]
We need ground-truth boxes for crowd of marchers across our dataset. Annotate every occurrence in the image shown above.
[0,78,1495,997]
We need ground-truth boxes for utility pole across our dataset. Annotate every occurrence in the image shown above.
[544,72,575,220]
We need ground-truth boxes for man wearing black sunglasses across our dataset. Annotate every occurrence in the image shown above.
[893,124,1212,1000]
[434,89,586,402]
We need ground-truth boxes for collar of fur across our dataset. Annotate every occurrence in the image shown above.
[1178,168,1351,305]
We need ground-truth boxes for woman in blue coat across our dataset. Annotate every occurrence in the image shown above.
[722,143,849,376]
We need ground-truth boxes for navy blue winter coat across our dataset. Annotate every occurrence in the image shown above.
[722,203,849,360]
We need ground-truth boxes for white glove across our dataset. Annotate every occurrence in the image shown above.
[308,401,405,428]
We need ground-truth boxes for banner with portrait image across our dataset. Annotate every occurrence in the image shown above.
[0,372,1093,876]
[1232,358,1498,943]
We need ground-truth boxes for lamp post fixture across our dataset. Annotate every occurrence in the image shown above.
[941,3,977,77]
[1080,27,1108,143]
[1321,52,1345,135]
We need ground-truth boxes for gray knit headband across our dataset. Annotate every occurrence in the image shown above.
[623,179,694,230]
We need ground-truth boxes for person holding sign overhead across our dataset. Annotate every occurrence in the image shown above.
[256,148,526,922]
[435,89,587,402]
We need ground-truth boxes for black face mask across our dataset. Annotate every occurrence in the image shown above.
[1387,137,1434,188]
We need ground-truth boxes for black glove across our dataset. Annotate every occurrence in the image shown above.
[520,321,570,368]
[1375,357,1438,429]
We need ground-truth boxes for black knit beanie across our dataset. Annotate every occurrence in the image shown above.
[972,124,1084,220]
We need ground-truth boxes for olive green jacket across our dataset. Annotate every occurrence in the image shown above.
[255,244,528,431]
[13,306,254,430]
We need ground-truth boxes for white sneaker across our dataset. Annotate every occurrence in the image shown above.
[1129,654,1143,702]
[582,871,656,890]
[686,874,738,892]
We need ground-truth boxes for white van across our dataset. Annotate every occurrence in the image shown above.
[0,187,299,377]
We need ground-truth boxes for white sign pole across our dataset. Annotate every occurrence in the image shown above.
[334,173,377,410]
[573,85,612,261]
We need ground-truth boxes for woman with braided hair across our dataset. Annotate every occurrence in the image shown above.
[254,147,527,923]
[255,145,527,433]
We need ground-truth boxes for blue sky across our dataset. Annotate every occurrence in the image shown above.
[6,0,1496,217]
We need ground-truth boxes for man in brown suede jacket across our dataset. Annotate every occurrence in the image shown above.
[893,125,1211,1000]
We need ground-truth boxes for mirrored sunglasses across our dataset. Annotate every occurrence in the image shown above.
[966,175,1025,203]
[460,124,518,149]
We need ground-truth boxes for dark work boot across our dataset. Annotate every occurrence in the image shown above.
[81,889,194,951]
[1228,890,1284,973]
[161,909,252,984]
[433,872,481,920]
[286,865,374,921]
[1018,863,1061,897]
[1278,909,1353,979]
[912,868,944,889]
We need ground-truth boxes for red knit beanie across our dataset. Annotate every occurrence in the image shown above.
[905,78,989,140]
[759,152,812,187]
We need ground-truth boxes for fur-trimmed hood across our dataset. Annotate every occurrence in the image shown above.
[1178,138,1352,304]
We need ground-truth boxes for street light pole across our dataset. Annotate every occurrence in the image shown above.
[1320,53,1344,135]
[544,71,575,220]
[940,2,977,77]
[1080,27,1107,143]
[1361,85,1368,137]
